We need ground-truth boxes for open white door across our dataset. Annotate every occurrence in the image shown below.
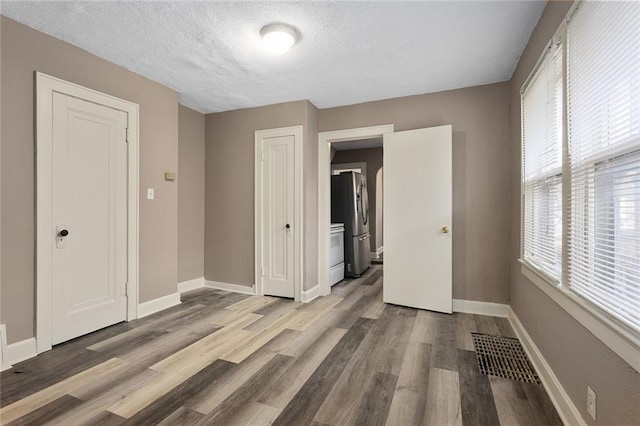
[383,125,452,313]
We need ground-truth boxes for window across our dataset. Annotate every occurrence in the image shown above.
[521,39,563,280]
[522,1,640,338]
[566,0,640,333]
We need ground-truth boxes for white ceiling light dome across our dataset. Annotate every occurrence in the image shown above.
[260,23,299,55]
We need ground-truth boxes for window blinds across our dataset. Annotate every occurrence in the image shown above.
[521,40,563,280]
[566,1,640,332]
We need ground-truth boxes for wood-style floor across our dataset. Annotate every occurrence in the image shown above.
[0,266,562,425]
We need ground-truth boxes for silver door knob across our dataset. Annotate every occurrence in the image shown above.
[441,226,449,234]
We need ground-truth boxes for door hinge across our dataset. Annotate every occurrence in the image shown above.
[261,150,266,161]
[125,128,129,143]
[261,266,266,277]
[122,282,128,296]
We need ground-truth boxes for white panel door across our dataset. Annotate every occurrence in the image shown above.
[383,125,452,313]
[261,134,296,298]
[51,92,128,344]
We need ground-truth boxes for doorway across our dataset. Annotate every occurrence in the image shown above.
[318,125,394,296]
[36,73,139,353]
[331,143,383,279]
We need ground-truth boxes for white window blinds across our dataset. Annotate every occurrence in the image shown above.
[521,40,563,280]
[566,1,640,332]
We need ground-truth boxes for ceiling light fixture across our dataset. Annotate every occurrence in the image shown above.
[260,23,299,55]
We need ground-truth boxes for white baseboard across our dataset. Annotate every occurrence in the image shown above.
[370,246,384,259]
[137,292,181,319]
[2,337,38,370]
[178,277,205,293]
[452,299,509,317]
[205,280,256,295]
[508,307,585,426]
[301,285,320,303]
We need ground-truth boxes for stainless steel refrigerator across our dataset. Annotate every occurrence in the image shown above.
[331,171,371,277]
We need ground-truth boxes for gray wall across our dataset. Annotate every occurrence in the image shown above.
[178,105,205,283]
[320,82,512,304]
[204,101,311,288]
[509,1,640,425]
[0,17,179,343]
[332,148,383,254]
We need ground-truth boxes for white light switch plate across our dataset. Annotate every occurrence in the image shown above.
[147,188,154,200]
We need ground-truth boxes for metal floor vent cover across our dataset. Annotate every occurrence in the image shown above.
[471,333,541,384]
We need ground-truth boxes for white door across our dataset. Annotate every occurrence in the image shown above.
[51,92,128,344]
[383,125,452,313]
[258,131,299,298]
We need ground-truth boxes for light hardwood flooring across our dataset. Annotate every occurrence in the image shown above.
[0,266,562,425]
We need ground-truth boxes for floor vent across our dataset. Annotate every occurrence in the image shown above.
[361,269,383,285]
[471,333,541,384]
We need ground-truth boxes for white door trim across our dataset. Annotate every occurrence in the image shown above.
[36,72,139,353]
[317,125,394,296]
[331,161,367,177]
[254,125,303,301]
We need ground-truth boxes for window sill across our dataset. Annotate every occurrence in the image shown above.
[519,259,640,373]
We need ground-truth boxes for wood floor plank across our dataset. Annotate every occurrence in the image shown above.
[121,359,235,425]
[352,372,398,426]
[187,329,296,415]
[276,307,344,358]
[385,342,432,425]
[0,358,127,424]
[333,294,375,329]
[83,410,127,426]
[196,354,294,425]
[257,327,347,409]
[221,310,305,363]
[6,394,83,425]
[52,365,160,425]
[457,349,501,426]
[430,315,458,371]
[410,309,438,344]
[251,297,297,316]
[315,305,415,425]
[224,295,278,313]
[425,367,462,426]
[454,313,477,351]
[361,269,383,286]
[114,323,224,367]
[287,300,343,331]
[272,317,375,426]
[474,314,501,335]
[489,376,538,426]
[0,346,113,407]
[106,371,189,419]
[157,407,205,426]
[521,382,563,426]
[494,317,517,338]
[221,402,281,426]
[149,313,259,377]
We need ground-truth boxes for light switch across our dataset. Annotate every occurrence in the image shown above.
[147,188,154,200]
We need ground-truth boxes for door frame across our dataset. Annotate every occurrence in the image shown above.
[35,72,140,353]
[317,125,394,296]
[254,125,303,301]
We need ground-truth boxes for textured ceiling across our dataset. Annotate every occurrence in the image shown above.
[1,1,546,113]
